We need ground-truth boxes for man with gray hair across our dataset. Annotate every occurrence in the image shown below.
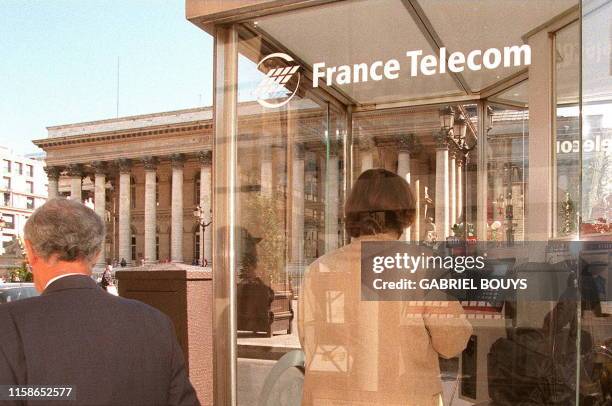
[0,198,200,405]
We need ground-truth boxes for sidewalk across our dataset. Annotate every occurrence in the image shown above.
[237,299,300,360]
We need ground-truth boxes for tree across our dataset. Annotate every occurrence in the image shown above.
[242,193,286,286]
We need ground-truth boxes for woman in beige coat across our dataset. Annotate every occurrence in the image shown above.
[298,169,473,406]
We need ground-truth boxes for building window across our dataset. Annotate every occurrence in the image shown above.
[131,177,136,209]
[26,181,34,194]
[2,234,12,249]
[194,231,200,263]
[156,176,160,206]
[131,235,136,263]
[16,163,23,175]
[26,165,33,177]
[156,235,159,261]
[195,175,200,204]
[2,160,11,173]
[26,197,34,210]
[2,193,10,207]
[2,177,10,190]
[2,214,15,229]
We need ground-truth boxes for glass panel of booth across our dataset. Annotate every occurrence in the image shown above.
[351,104,481,243]
[579,2,612,406]
[234,29,348,399]
[554,21,580,240]
[486,102,529,243]
[581,0,612,240]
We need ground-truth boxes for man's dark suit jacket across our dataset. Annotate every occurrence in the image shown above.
[0,275,200,406]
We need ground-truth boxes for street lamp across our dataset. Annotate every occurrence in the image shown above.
[440,108,475,154]
[453,113,467,142]
[439,106,455,132]
[193,205,211,267]
[438,107,477,243]
[193,205,211,228]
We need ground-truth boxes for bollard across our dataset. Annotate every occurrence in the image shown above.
[116,264,213,405]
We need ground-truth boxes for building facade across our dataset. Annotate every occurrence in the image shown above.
[0,146,47,265]
[34,108,214,268]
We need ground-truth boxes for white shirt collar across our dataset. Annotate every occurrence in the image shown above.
[44,273,85,290]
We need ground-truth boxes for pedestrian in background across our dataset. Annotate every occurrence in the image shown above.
[100,265,113,291]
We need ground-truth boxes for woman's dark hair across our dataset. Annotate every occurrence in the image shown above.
[344,169,415,238]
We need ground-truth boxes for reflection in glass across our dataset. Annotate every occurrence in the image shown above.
[217,1,600,405]
[554,21,580,239]
[487,104,529,242]
[235,30,347,405]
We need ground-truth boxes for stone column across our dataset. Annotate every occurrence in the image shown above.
[456,158,464,222]
[199,151,212,266]
[413,176,421,242]
[171,153,185,263]
[261,145,273,198]
[44,166,61,199]
[92,161,107,268]
[397,135,413,241]
[117,159,132,264]
[449,148,457,231]
[67,164,83,202]
[291,144,305,267]
[397,150,411,184]
[465,155,478,232]
[493,163,504,223]
[360,137,374,173]
[325,142,339,253]
[143,156,157,264]
[434,132,450,240]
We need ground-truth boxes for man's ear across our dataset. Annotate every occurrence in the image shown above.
[24,240,38,266]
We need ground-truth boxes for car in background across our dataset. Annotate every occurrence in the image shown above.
[0,283,38,304]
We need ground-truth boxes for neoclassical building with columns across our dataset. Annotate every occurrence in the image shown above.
[34,108,213,268]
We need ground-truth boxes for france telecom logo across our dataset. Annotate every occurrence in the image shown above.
[255,53,301,109]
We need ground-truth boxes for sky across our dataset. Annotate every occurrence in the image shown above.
[0,1,213,155]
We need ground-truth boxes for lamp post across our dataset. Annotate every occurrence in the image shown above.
[453,113,467,142]
[193,205,212,266]
[437,107,475,155]
[439,106,455,132]
[438,107,476,241]
[503,163,516,245]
